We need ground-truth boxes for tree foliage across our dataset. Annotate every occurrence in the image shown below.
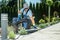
[0,0,60,24]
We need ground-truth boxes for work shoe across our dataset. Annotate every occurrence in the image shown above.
[33,25,40,29]
[33,25,37,29]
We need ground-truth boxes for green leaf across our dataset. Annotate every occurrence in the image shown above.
[46,0,53,6]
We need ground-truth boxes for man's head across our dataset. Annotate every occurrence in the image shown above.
[23,3,29,9]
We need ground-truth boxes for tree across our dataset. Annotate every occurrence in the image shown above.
[32,4,35,13]
[41,0,46,3]
[29,2,33,10]
[46,0,53,25]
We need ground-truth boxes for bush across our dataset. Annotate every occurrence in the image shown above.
[57,18,60,21]
[39,24,48,28]
[45,17,49,23]
[52,17,57,22]
[50,21,57,25]
[18,28,28,35]
[50,17,59,25]
[39,19,45,24]
[7,26,14,32]
[8,31,15,39]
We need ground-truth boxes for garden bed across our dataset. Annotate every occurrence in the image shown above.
[0,20,60,40]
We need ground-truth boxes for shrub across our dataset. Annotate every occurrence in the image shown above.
[57,17,60,23]
[18,28,28,35]
[57,18,60,22]
[39,24,48,28]
[45,17,49,23]
[52,17,57,22]
[50,21,57,25]
[8,31,15,39]
[39,19,45,24]
[7,26,14,32]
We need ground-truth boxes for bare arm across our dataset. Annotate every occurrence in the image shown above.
[30,16,35,25]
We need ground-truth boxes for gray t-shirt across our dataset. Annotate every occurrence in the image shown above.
[20,8,32,19]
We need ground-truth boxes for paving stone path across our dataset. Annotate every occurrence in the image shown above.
[0,23,60,40]
[17,23,60,40]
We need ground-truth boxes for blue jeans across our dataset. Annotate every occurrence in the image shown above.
[22,22,27,29]
[22,15,31,29]
[12,15,31,29]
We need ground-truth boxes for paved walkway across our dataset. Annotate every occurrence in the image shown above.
[17,23,60,40]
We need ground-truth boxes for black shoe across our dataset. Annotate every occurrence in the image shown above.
[33,25,37,29]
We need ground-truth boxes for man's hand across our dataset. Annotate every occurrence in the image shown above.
[18,10,20,13]
[18,10,22,14]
